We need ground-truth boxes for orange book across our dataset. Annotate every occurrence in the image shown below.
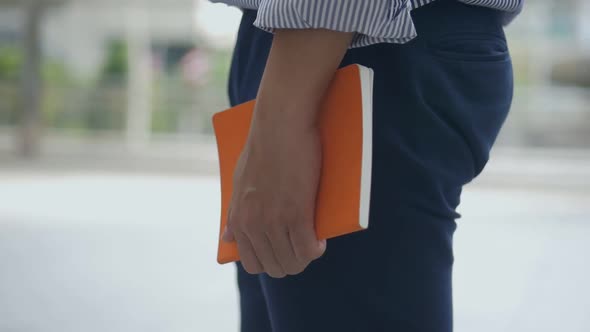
[212,64,373,264]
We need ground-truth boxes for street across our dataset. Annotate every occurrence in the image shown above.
[0,174,589,331]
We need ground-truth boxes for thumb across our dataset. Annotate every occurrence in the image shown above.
[222,207,236,243]
[222,225,235,243]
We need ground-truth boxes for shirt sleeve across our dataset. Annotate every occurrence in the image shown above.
[253,0,418,48]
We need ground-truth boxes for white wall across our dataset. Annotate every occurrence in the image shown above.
[42,1,197,77]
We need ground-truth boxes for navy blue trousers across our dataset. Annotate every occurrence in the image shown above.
[228,1,513,331]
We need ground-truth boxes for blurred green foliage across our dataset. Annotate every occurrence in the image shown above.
[79,39,129,131]
[151,48,231,134]
[101,39,128,81]
[0,47,23,125]
[0,41,232,136]
[45,39,128,132]
[0,46,73,126]
[0,47,22,81]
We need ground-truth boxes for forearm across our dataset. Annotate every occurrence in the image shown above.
[252,29,354,131]
[227,29,353,277]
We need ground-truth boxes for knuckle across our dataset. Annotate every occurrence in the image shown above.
[259,222,273,234]
[227,212,242,228]
[283,204,299,218]
[268,227,287,242]
[241,220,259,235]
[225,220,238,233]
[284,215,301,228]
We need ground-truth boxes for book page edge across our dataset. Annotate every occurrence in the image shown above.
[358,65,373,229]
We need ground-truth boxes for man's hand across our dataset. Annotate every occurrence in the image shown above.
[222,28,354,277]
[223,120,324,277]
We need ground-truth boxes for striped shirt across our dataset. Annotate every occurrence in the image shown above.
[210,0,524,48]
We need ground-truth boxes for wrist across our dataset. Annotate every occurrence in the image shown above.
[247,107,319,152]
[249,29,353,134]
[252,98,319,132]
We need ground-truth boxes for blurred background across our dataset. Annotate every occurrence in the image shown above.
[0,0,589,331]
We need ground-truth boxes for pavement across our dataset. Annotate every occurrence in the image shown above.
[0,136,589,332]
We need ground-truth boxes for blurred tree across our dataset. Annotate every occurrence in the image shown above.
[81,39,129,131]
[0,47,23,81]
[0,47,22,125]
[0,43,72,127]
[101,39,128,81]
[19,0,44,158]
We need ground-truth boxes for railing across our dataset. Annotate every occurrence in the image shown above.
[0,75,229,139]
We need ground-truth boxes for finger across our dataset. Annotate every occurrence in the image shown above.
[267,227,306,275]
[233,231,264,274]
[248,231,286,278]
[289,222,326,262]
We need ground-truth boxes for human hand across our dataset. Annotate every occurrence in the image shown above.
[222,119,326,278]
[222,28,353,277]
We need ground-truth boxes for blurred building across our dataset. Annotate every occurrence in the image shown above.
[0,0,197,76]
[500,0,590,147]
[0,0,588,157]
[0,0,232,155]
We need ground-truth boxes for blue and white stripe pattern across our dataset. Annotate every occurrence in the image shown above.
[210,0,524,48]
